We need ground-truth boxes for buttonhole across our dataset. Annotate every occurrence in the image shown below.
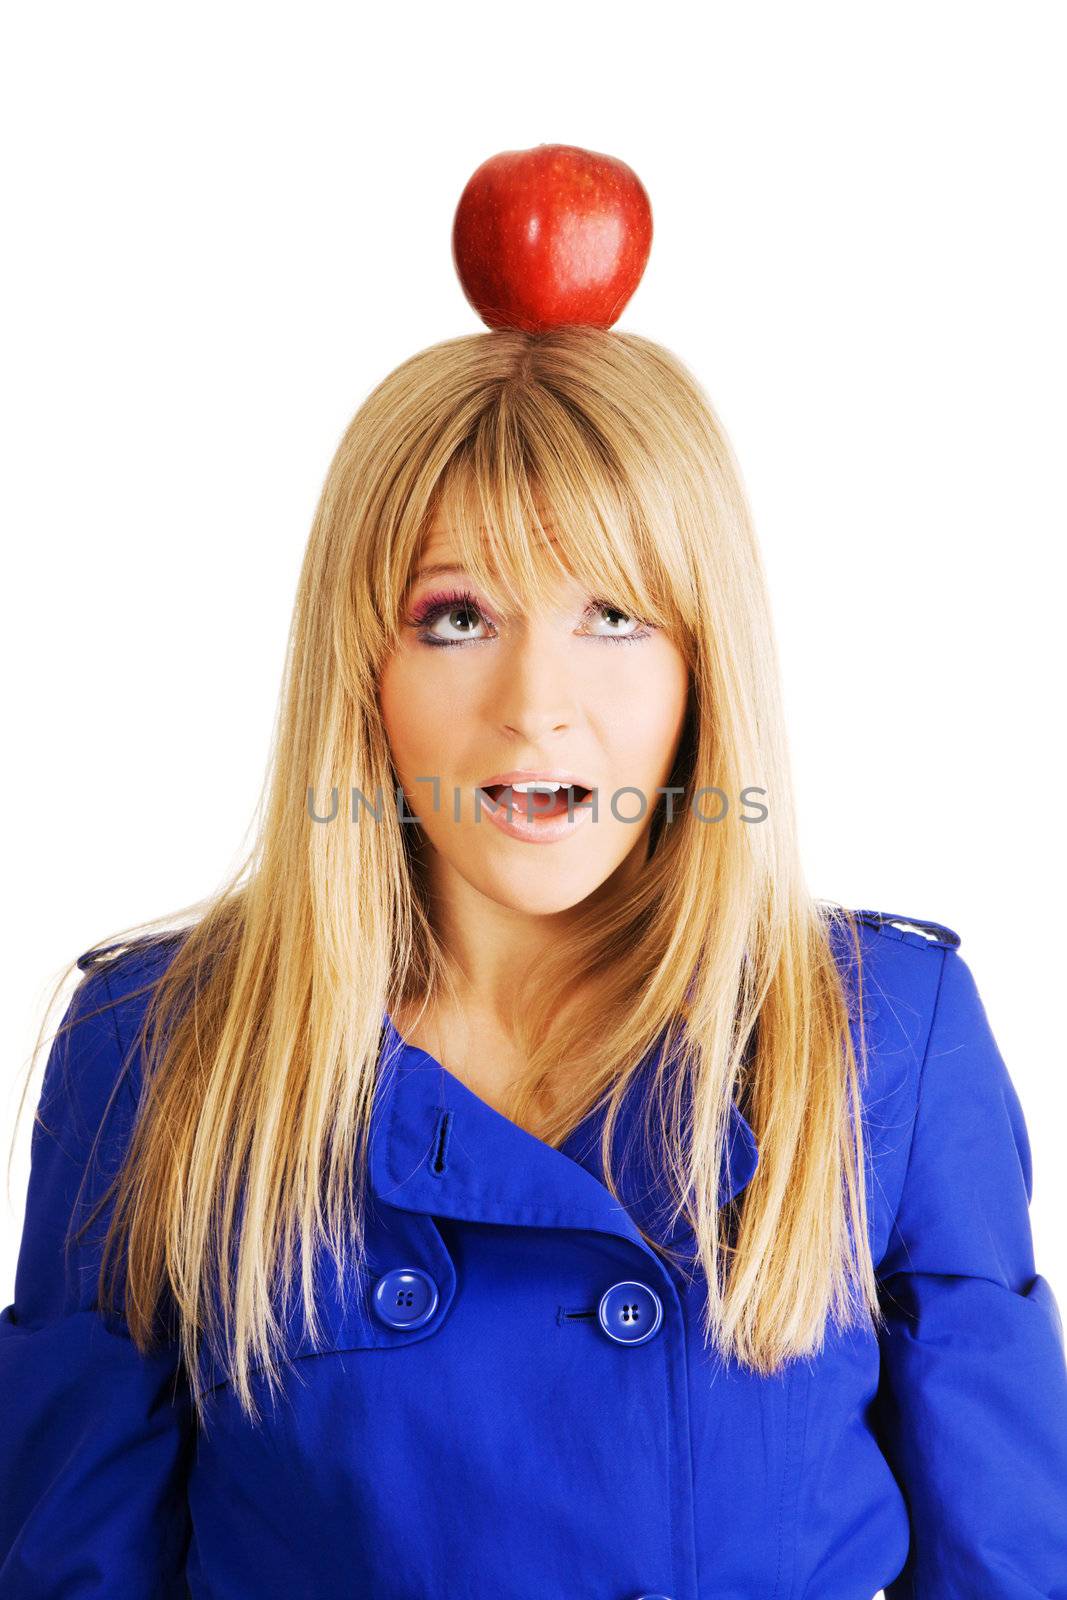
[558,1306,597,1326]
[430,1110,452,1176]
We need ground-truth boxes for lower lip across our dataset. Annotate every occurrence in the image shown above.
[475,787,595,844]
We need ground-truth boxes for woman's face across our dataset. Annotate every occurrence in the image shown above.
[378,518,690,916]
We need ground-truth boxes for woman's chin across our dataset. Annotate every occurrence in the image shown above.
[461,858,617,918]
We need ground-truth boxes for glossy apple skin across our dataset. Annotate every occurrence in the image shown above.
[452,143,653,333]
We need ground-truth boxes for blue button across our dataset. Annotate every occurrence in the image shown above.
[597,1280,663,1345]
[371,1267,440,1330]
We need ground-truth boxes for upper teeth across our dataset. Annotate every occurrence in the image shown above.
[511,780,568,792]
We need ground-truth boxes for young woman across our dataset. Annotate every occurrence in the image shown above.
[3,325,1066,1599]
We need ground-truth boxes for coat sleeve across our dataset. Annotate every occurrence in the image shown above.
[0,961,193,1596]
[873,944,1067,1597]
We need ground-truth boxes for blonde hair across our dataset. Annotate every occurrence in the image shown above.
[11,326,879,1428]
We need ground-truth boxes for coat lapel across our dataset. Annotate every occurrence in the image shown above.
[369,1014,759,1262]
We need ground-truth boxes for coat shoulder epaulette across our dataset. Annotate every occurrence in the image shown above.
[76,941,130,972]
[849,908,961,950]
[75,930,188,974]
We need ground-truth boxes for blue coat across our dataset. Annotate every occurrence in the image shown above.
[2,909,1067,1598]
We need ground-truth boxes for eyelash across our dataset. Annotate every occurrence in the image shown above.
[407,588,656,649]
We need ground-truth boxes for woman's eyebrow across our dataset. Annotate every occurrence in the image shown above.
[411,561,468,581]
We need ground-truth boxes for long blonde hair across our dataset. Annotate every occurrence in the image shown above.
[12,326,878,1427]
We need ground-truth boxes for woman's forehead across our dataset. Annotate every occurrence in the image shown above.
[414,521,562,569]
[410,510,574,594]
[409,473,664,614]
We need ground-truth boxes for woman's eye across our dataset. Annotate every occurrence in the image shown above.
[409,590,493,648]
[584,601,654,644]
[428,606,480,644]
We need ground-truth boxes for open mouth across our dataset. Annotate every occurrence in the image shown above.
[477,781,593,819]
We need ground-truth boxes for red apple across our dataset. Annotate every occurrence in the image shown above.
[452,143,653,333]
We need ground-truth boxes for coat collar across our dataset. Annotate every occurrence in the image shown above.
[369,1014,759,1263]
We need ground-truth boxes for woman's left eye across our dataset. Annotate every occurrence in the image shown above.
[584,602,653,644]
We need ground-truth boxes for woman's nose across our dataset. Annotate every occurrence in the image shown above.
[483,623,583,732]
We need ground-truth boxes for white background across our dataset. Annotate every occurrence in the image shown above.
[2,5,1064,1581]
